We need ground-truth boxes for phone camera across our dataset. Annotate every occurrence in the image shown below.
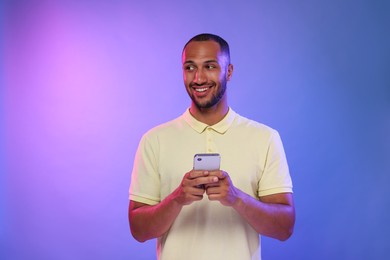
[197,158,202,161]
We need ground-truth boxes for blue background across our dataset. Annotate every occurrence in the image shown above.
[2,1,389,259]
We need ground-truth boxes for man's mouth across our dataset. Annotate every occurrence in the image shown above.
[191,83,214,93]
[193,87,209,92]
[191,86,213,98]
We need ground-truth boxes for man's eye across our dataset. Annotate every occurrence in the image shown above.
[206,64,216,69]
[185,65,195,71]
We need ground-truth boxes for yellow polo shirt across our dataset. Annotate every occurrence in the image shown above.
[129,108,292,260]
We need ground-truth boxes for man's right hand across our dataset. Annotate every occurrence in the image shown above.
[173,170,219,206]
[129,169,219,242]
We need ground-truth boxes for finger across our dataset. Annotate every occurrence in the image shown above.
[192,176,219,186]
[208,170,227,179]
[188,170,210,179]
[185,193,204,204]
[205,186,220,195]
[181,182,205,196]
[204,182,220,189]
[189,186,206,196]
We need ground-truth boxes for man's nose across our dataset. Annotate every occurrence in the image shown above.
[194,69,206,84]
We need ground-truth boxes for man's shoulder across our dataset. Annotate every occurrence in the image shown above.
[144,113,187,137]
[234,113,277,135]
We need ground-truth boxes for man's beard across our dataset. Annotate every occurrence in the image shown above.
[190,80,227,109]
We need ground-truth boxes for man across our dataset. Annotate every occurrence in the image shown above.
[128,33,295,260]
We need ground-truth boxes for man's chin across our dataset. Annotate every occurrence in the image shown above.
[190,94,219,109]
[194,100,215,109]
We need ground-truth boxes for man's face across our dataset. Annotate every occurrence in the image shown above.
[182,40,232,109]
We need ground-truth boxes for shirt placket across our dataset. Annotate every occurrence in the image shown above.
[205,127,217,153]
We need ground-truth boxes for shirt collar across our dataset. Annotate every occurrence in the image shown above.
[182,107,236,134]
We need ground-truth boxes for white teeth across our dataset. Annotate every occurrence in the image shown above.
[195,88,208,92]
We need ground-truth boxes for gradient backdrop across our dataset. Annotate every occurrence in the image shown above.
[2,1,390,259]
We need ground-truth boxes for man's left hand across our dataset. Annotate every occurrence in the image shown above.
[205,170,239,207]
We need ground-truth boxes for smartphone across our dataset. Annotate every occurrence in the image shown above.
[193,153,221,171]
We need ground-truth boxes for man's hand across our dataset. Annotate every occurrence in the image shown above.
[129,169,219,242]
[205,170,239,206]
[173,170,219,206]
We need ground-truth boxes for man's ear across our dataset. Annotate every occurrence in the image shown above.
[227,64,234,81]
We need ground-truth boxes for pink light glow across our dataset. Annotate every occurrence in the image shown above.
[3,1,389,259]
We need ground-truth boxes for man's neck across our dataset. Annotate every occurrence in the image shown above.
[189,103,229,126]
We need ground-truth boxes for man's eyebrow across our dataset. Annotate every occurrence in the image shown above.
[183,59,219,64]
[204,59,219,63]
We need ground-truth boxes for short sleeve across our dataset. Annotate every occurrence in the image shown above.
[129,133,161,205]
[258,130,293,197]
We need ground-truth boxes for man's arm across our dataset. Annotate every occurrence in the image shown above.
[206,171,295,241]
[234,191,294,241]
[128,196,182,242]
[128,170,219,242]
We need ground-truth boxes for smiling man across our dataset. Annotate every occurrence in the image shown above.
[182,38,232,126]
[128,33,295,260]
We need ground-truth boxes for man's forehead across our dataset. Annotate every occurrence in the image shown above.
[182,40,224,63]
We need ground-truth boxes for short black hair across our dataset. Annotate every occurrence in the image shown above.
[183,33,230,63]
